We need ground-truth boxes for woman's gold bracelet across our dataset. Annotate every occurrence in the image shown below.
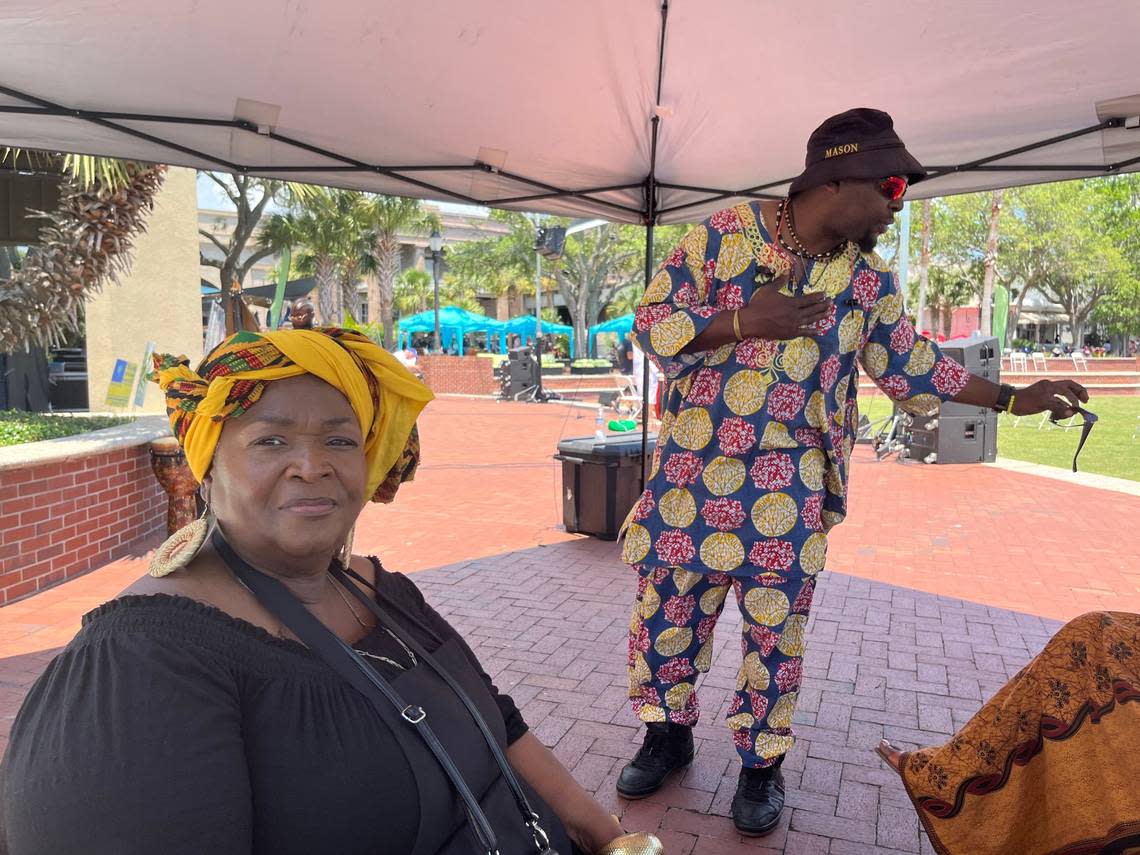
[732,310,743,342]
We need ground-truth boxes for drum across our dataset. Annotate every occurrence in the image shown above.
[148,437,199,534]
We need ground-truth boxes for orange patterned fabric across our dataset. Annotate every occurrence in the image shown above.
[898,612,1140,854]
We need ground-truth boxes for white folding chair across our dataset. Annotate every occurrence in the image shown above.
[1038,412,1077,431]
[1010,352,1028,372]
[1032,352,1048,371]
[613,375,644,420]
[1071,352,1089,371]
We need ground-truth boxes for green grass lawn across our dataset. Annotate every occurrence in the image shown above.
[0,411,133,448]
[857,393,1140,482]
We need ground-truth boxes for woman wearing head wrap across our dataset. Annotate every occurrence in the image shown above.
[1,328,659,855]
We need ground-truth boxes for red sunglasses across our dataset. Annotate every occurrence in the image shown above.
[879,176,909,201]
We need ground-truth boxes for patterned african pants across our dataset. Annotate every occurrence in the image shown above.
[627,565,814,768]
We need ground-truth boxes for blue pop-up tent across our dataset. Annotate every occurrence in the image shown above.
[587,314,634,356]
[397,307,507,355]
[502,316,575,356]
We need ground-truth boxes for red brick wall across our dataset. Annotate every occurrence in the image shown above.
[0,445,165,605]
[418,355,498,395]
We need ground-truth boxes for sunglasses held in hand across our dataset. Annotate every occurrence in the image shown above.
[1051,406,1097,472]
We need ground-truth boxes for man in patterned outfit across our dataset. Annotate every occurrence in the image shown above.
[615,108,1089,835]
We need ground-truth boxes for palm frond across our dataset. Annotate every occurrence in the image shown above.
[0,163,168,349]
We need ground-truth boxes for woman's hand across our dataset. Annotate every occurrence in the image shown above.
[505,732,626,854]
[568,813,626,854]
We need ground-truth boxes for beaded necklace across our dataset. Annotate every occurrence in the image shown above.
[775,197,847,263]
[764,200,859,300]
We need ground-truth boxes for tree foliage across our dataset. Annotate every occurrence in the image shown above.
[443,210,541,307]
[359,196,440,349]
[198,173,317,331]
[1001,179,1134,344]
[897,175,1140,344]
[442,213,686,356]
[261,189,372,325]
[1,162,167,350]
[392,268,481,316]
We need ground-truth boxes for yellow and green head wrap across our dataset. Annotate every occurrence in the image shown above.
[153,327,434,504]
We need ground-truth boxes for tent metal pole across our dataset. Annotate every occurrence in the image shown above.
[640,221,654,488]
[490,182,644,206]
[640,0,669,489]
[534,248,545,402]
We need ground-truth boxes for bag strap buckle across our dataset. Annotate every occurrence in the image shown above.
[401,704,426,724]
[527,811,553,853]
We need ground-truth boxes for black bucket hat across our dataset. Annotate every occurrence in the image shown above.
[788,108,927,195]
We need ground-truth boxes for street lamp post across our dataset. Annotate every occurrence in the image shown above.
[428,229,443,353]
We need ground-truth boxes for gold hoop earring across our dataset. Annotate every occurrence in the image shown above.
[148,500,212,577]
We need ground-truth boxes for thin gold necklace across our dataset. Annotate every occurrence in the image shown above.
[331,573,419,670]
[329,573,370,627]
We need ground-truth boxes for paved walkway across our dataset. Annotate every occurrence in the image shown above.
[3,396,1139,852]
[414,538,1062,855]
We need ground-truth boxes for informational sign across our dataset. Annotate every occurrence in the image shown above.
[105,359,138,409]
[134,341,157,408]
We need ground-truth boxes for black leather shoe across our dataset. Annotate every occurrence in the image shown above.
[731,761,785,836]
[616,723,694,799]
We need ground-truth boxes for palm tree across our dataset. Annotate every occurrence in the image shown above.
[394,269,433,315]
[0,151,166,350]
[332,194,375,323]
[360,196,441,348]
[261,189,372,325]
[260,207,336,324]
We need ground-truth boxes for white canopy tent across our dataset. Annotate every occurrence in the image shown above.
[1,0,1139,226]
[3,0,1139,475]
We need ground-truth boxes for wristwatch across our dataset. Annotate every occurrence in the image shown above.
[993,383,1016,413]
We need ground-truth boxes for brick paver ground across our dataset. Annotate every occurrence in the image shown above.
[414,538,1063,854]
[3,396,1138,852]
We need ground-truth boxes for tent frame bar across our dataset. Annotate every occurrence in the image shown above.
[0,83,645,220]
[4,81,1136,225]
[923,117,1124,178]
[639,0,669,487]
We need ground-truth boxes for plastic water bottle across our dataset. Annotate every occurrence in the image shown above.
[595,406,606,442]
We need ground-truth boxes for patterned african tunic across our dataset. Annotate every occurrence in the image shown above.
[621,201,971,577]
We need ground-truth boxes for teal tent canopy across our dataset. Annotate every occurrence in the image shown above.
[502,316,575,356]
[587,313,634,355]
[397,307,507,355]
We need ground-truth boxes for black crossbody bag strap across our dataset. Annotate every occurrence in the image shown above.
[333,562,556,854]
[210,532,502,855]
